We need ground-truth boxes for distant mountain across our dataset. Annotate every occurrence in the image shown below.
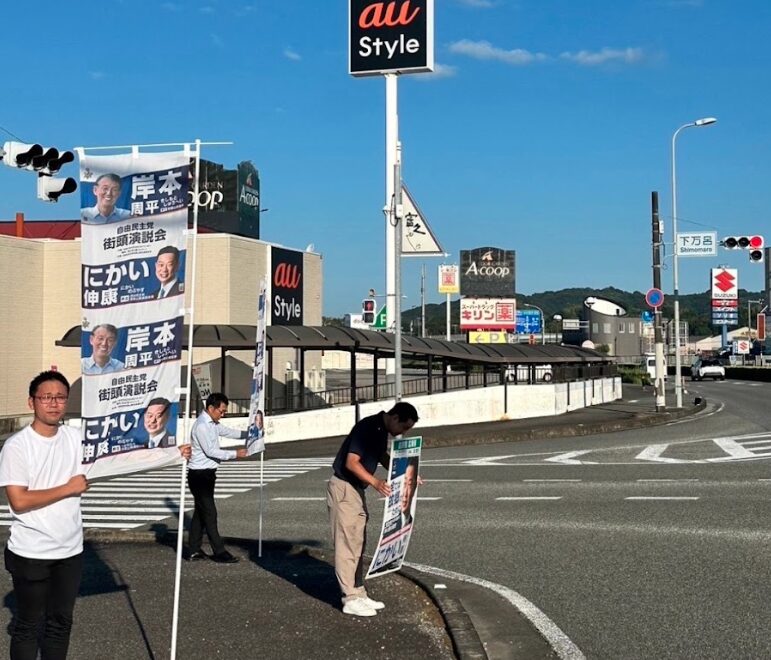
[396,287,766,338]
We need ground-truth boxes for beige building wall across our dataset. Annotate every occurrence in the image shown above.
[0,233,323,421]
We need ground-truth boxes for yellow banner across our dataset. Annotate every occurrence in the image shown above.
[468,331,508,344]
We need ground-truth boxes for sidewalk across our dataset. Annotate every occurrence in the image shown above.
[0,385,704,659]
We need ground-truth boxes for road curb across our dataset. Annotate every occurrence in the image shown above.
[398,565,487,660]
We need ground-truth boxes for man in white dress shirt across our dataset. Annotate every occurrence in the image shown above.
[80,324,124,375]
[187,392,247,563]
[81,173,132,224]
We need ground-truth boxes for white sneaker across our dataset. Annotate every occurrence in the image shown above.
[362,597,385,610]
[342,598,377,617]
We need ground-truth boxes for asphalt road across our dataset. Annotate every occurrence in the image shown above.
[242,378,771,659]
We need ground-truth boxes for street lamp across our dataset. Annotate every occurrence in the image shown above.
[671,116,717,408]
[523,303,545,344]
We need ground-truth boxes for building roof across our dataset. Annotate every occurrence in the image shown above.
[58,324,609,365]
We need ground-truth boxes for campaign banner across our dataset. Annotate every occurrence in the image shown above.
[80,151,189,479]
[366,436,422,579]
[192,364,213,401]
[246,277,268,456]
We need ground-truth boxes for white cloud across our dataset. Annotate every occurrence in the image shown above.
[283,48,302,62]
[211,33,224,48]
[448,39,548,65]
[199,5,216,13]
[412,63,458,81]
[89,71,106,80]
[560,47,645,66]
[161,2,180,11]
[456,0,496,7]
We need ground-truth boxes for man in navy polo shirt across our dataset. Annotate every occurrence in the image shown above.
[326,401,419,617]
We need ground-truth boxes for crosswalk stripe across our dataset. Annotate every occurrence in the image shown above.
[0,459,330,531]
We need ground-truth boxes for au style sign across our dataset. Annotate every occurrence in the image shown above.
[460,247,516,297]
[271,247,303,325]
[349,0,434,76]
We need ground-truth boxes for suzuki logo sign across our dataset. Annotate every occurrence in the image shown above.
[271,247,304,325]
[711,267,738,300]
[349,0,434,77]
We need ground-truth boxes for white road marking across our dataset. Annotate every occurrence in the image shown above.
[544,450,597,465]
[272,497,326,501]
[637,479,699,482]
[524,479,582,483]
[405,562,585,660]
[625,496,699,501]
[424,479,473,482]
[496,496,563,501]
[635,444,705,464]
[707,438,758,462]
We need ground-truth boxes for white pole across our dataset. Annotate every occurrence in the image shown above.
[671,126,684,409]
[170,139,202,660]
[671,117,716,408]
[385,73,398,376]
[394,144,403,402]
[258,452,264,557]
[446,292,451,341]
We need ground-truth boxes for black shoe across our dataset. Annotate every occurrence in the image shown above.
[211,551,239,564]
[187,551,208,561]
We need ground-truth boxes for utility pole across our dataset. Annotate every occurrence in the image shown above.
[652,192,667,412]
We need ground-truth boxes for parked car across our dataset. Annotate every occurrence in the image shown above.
[691,357,726,381]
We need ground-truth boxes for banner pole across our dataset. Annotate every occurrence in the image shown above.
[170,138,202,660]
[259,452,264,558]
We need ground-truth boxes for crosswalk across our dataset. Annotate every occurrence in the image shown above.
[0,458,333,531]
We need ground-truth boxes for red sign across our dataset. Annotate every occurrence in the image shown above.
[758,313,766,341]
[712,299,738,307]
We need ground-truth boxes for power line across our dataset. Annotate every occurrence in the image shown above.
[0,124,24,142]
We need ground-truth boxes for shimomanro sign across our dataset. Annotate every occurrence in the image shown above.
[349,0,434,77]
[460,298,517,331]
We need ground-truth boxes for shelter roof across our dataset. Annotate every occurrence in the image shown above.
[57,324,608,365]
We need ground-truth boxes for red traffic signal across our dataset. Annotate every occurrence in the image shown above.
[721,235,764,263]
[362,298,377,324]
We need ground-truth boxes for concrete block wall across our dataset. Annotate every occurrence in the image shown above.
[222,377,622,444]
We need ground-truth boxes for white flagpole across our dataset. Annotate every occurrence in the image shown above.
[259,452,264,557]
[170,138,202,660]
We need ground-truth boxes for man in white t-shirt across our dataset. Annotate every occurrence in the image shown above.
[0,371,88,659]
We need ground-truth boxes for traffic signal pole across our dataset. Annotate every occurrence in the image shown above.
[652,192,667,412]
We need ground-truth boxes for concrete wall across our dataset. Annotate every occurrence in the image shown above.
[221,377,623,444]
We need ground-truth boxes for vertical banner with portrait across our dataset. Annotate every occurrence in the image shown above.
[79,151,189,479]
[366,436,422,579]
[246,277,268,456]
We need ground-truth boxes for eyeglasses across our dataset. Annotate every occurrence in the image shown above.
[34,394,68,405]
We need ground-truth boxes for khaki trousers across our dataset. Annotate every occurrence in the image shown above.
[326,476,369,604]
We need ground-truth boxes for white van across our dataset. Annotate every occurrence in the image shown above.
[641,354,666,381]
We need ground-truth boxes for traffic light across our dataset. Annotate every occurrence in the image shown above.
[721,235,764,263]
[1,141,77,202]
[362,298,376,325]
[37,173,77,202]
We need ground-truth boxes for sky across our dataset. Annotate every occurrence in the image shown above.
[1,1,770,317]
